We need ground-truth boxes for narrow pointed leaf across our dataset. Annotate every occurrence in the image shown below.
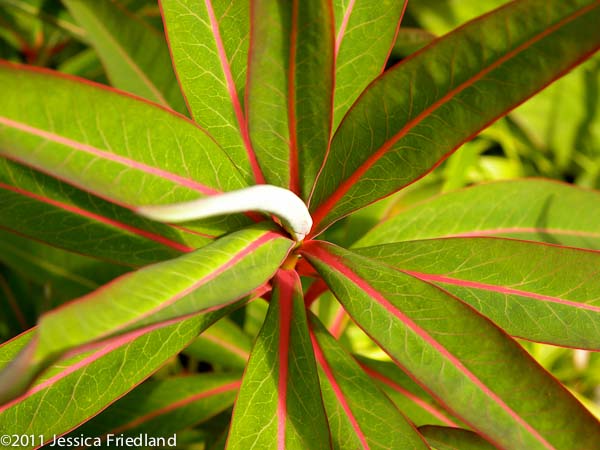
[63,0,187,114]
[303,242,600,450]
[358,237,600,350]
[309,0,600,233]
[309,315,428,450]
[357,356,462,428]
[0,224,292,402]
[0,62,251,237]
[0,229,126,304]
[246,0,334,198]
[357,180,600,249]
[0,312,230,441]
[159,0,259,183]
[419,426,499,450]
[331,0,407,129]
[227,270,330,449]
[0,159,203,266]
[72,372,240,439]
[0,0,86,40]
[184,317,251,370]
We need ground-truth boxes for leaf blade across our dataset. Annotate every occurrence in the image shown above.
[310,0,600,232]
[358,237,600,349]
[227,269,330,449]
[246,0,334,198]
[419,426,499,450]
[72,372,240,438]
[310,315,429,450]
[303,241,600,450]
[0,62,251,237]
[0,224,292,402]
[357,180,600,249]
[0,312,230,441]
[63,0,187,113]
[331,0,408,130]
[159,0,261,183]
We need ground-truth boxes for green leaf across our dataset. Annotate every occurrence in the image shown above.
[357,237,600,350]
[246,0,334,198]
[0,62,251,237]
[407,0,506,35]
[0,312,230,442]
[309,0,600,234]
[159,0,259,183]
[356,356,462,428]
[302,242,600,450]
[309,315,428,450]
[357,180,600,249]
[0,224,292,403]
[512,53,600,171]
[0,228,126,305]
[0,158,206,265]
[389,27,436,60]
[184,317,251,370]
[227,270,330,449]
[71,372,240,439]
[1,0,86,41]
[56,48,106,81]
[63,0,187,114]
[331,0,407,130]
[419,426,499,450]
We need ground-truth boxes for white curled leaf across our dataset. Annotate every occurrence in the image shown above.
[137,185,312,241]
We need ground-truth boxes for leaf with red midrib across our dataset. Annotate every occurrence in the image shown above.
[356,179,600,250]
[0,62,252,237]
[356,356,463,429]
[0,312,231,441]
[419,425,499,450]
[227,269,329,450]
[328,0,407,131]
[63,0,187,114]
[0,225,293,404]
[309,0,600,234]
[246,0,334,198]
[309,314,428,450]
[302,241,600,450]
[159,0,262,184]
[70,373,241,439]
[357,237,600,350]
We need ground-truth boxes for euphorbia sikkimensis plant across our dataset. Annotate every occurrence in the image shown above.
[0,0,599,448]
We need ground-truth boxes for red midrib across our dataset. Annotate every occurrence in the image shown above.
[360,364,459,428]
[110,380,241,434]
[311,2,600,228]
[334,0,356,56]
[287,0,300,195]
[276,269,295,450]
[310,329,370,449]
[448,226,600,240]
[41,231,284,337]
[204,0,264,184]
[0,116,218,196]
[303,242,555,450]
[0,182,192,253]
[0,325,160,415]
[403,270,600,313]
